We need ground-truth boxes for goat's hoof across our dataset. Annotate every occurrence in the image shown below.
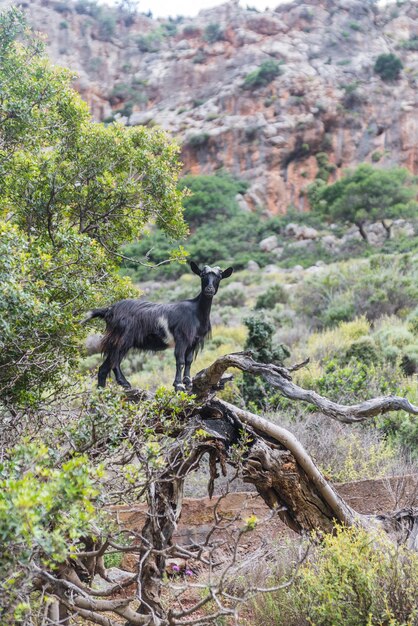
[183,376,192,389]
[174,383,186,392]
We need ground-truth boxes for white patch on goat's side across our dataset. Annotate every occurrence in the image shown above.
[158,316,175,347]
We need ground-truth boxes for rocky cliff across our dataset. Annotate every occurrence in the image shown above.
[5,0,418,213]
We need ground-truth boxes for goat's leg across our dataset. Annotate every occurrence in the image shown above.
[113,364,131,389]
[173,343,186,392]
[98,355,112,388]
[183,347,194,390]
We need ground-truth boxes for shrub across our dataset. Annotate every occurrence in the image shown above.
[400,35,418,50]
[243,60,283,90]
[344,336,380,365]
[75,0,101,17]
[218,286,246,307]
[241,314,290,409]
[203,22,224,43]
[97,13,116,41]
[251,526,418,626]
[255,284,288,310]
[179,173,247,228]
[371,150,383,162]
[315,152,336,182]
[374,53,403,81]
[136,30,162,52]
[187,133,210,148]
[298,526,418,626]
[295,255,418,329]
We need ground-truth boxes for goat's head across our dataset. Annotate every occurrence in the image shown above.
[190,261,234,297]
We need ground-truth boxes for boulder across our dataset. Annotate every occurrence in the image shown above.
[284,223,319,240]
[247,260,260,271]
[263,264,280,274]
[321,234,340,251]
[271,246,284,259]
[259,235,279,252]
[391,219,415,238]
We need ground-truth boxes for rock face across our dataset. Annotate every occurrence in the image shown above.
[8,0,418,213]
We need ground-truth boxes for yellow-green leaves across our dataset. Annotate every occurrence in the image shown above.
[0,443,100,570]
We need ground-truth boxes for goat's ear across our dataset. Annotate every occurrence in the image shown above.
[190,261,201,276]
[221,267,234,279]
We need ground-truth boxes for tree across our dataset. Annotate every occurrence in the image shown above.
[0,8,187,408]
[308,164,417,242]
[374,53,403,81]
[179,173,247,228]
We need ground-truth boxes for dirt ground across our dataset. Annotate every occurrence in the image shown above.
[111,474,418,564]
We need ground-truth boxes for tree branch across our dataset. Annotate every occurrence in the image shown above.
[192,352,418,422]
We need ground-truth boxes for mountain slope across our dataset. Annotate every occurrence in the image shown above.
[6,0,418,212]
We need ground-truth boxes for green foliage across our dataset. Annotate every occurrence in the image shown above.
[400,35,418,50]
[255,284,288,310]
[0,8,187,407]
[296,255,418,330]
[97,12,116,41]
[203,22,224,43]
[218,286,246,307]
[136,30,162,52]
[109,79,148,105]
[179,173,248,228]
[187,132,210,148]
[243,60,283,90]
[374,53,403,81]
[0,443,100,616]
[253,526,418,626]
[122,204,283,281]
[308,164,417,238]
[315,152,336,182]
[298,526,418,626]
[315,358,398,404]
[371,150,383,162]
[242,314,290,409]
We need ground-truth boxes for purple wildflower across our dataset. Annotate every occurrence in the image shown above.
[172,565,180,572]
[185,569,193,576]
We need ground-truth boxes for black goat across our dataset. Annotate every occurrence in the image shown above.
[84,262,233,391]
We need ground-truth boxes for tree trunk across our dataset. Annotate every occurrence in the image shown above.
[381,219,392,239]
[355,220,368,242]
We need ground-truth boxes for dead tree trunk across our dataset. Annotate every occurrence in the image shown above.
[128,352,418,623]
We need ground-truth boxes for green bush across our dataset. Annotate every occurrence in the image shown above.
[401,35,418,50]
[218,286,246,307]
[299,525,418,626]
[295,255,418,329]
[252,525,418,626]
[255,284,288,310]
[243,60,283,90]
[344,336,380,365]
[187,132,210,148]
[374,53,403,81]
[241,314,290,409]
[97,13,116,41]
[136,30,162,52]
[179,173,247,227]
[203,22,224,43]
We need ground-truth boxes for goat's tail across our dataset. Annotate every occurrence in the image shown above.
[80,307,110,325]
